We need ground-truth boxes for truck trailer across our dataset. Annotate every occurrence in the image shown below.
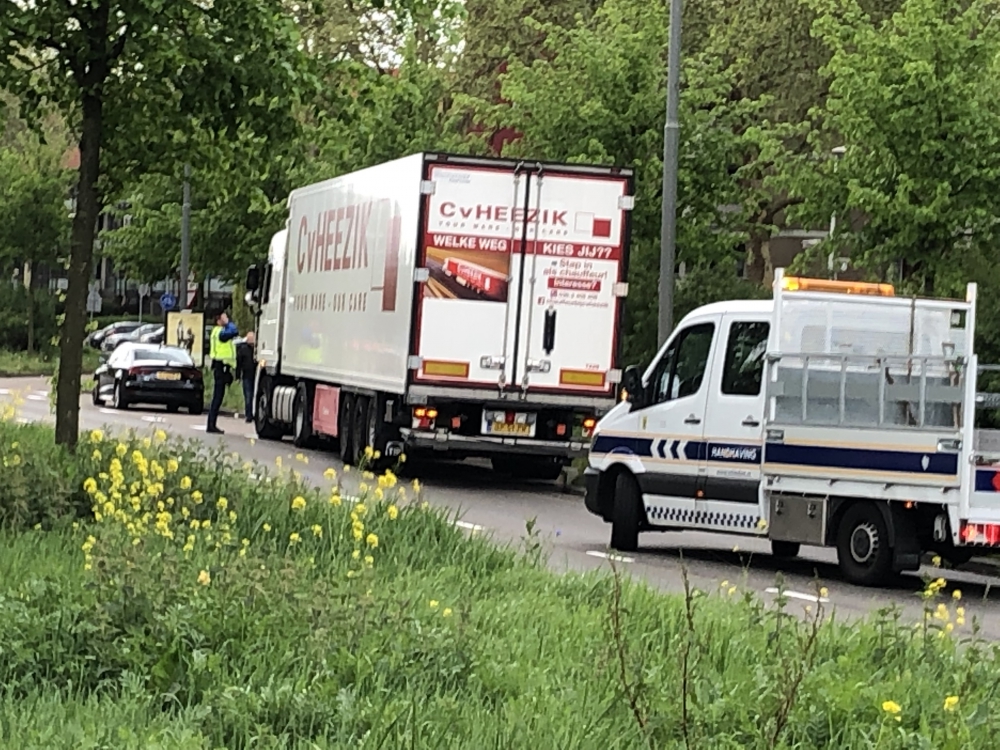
[244,152,634,479]
[585,270,1000,586]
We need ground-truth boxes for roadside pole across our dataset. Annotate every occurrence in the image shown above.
[180,164,191,309]
[657,0,683,346]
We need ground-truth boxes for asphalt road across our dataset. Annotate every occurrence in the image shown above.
[4,376,1000,638]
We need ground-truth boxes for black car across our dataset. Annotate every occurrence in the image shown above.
[92,343,204,414]
[88,320,144,349]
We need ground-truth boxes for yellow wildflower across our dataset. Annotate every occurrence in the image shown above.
[944,696,959,712]
[364,445,374,458]
[154,429,167,442]
[92,449,102,461]
[180,476,192,490]
[366,533,379,549]
[141,437,151,449]
[324,468,337,480]
[399,453,407,463]
[387,504,399,521]
[819,587,829,599]
[364,554,374,566]
[429,600,439,610]
[89,429,104,443]
[882,701,902,720]
[935,603,950,621]
[442,608,453,618]
[291,496,306,511]
[354,502,367,517]
[295,453,308,464]
[932,555,942,567]
[228,511,237,522]
[352,549,361,560]
[275,456,282,468]
[953,589,962,601]
[197,570,211,586]
[311,524,323,538]
[167,458,179,473]
[289,532,301,544]
[115,442,127,457]
[945,622,955,633]
[412,479,421,493]
[329,493,342,507]
[83,477,98,495]
[727,586,737,596]
[216,497,228,511]
[201,519,211,530]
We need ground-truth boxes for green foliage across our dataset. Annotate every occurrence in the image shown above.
[0,422,998,746]
[0,285,59,354]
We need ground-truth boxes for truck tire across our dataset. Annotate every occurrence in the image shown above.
[610,472,643,553]
[771,540,801,559]
[292,382,314,448]
[339,393,355,464]
[350,395,370,467]
[836,502,894,587]
[254,375,284,441]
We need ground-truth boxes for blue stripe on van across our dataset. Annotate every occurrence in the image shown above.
[764,443,958,476]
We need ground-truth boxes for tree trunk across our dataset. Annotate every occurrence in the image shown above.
[55,92,103,449]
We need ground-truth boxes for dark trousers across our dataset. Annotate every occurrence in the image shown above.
[207,360,229,429]
[241,374,255,420]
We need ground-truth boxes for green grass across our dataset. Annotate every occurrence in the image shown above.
[0,420,999,748]
[0,347,102,378]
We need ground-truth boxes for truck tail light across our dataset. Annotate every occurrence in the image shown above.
[556,423,567,436]
[582,416,597,438]
[961,521,1000,546]
[412,407,438,430]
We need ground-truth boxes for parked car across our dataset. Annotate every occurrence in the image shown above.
[138,325,165,344]
[88,320,144,349]
[101,323,161,354]
[92,343,204,414]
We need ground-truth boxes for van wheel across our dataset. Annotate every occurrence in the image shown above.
[771,540,801,559]
[339,393,355,464]
[836,503,893,586]
[610,472,643,553]
[292,383,314,448]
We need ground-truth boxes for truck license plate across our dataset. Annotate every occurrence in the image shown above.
[483,411,537,438]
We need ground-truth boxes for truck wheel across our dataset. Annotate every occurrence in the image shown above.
[254,376,283,441]
[292,383,314,448]
[771,540,801,559]
[836,503,893,587]
[610,472,643,553]
[339,393,355,464]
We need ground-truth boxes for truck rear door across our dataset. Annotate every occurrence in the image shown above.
[415,157,632,399]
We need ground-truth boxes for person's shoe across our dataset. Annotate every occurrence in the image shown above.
[245,418,254,423]
[207,426,224,435]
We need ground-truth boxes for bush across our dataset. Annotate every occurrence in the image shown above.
[0,284,59,354]
[0,421,998,747]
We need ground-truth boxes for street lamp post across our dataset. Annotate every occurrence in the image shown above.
[657,0,683,347]
[828,146,846,279]
[180,164,191,309]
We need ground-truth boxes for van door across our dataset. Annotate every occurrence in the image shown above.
[701,315,770,507]
[636,317,719,516]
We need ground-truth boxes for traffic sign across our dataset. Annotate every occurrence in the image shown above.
[86,289,102,314]
[160,292,177,311]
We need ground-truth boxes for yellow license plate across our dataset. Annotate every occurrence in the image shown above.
[490,421,531,436]
[156,372,181,381]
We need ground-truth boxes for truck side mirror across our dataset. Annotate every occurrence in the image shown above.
[621,365,646,409]
[245,265,261,294]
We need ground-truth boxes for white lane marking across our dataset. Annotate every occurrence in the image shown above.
[16,417,29,424]
[764,587,830,604]
[142,416,166,423]
[454,520,484,532]
[99,408,118,415]
[26,395,46,401]
[244,433,257,440]
[586,550,635,564]
[190,425,206,432]
[0,389,9,395]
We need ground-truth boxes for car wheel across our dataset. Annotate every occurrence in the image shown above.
[112,379,129,410]
[771,540,801,559]
[188,401,203,416]
[610,472,643,553]
[91,383,103,406]
[167,404,179,414]
[836,503,894,587]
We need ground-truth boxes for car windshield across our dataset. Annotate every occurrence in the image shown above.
[133,348,194,366]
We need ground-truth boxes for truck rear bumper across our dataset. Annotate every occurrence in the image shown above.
[401,428,589,459]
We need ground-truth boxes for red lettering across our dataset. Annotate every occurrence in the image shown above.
[551,210,567,226]
[475,205,492,221]
[296,216,308,273]
[440,202,455,218]
[382,203,400,312]
[495,206,508,222]
[459,206,473,219]
[333,207,345,270]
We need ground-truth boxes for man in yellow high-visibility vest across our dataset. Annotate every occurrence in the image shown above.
[207,311,239,434]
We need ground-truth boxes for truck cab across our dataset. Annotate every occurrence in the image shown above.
[585,270,1000,586]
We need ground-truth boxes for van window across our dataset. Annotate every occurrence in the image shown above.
[721,321,769,396]
[651,323,715,404]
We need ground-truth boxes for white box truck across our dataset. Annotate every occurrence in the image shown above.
[244,153,635,479]
[585,270,1000,585]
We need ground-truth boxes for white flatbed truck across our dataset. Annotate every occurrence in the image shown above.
[584,270,1000,585]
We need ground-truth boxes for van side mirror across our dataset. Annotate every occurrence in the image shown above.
[245,265,261,295]
[621,365,646,409]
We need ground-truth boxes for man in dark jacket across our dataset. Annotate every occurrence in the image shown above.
[234,331,256,423]
[207,311,239,434]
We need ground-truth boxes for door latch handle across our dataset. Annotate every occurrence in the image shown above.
[684,415,701,425]
[742,417,760,427]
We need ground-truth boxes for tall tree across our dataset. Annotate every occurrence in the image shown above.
[1,0,310,448]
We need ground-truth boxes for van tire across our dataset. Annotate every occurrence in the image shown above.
[836,502,893,587]
[771,540,800,559]
[610,472,643,553]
